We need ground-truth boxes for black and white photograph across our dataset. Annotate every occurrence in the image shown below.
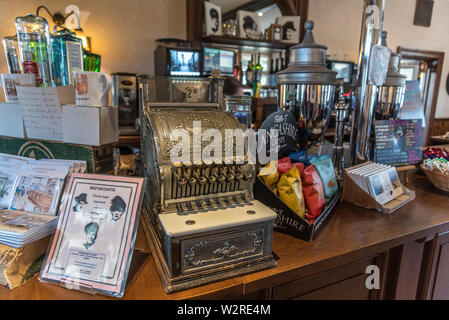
[276,16,301,44]
[83,222,99,249]
[237,10,259,39]
[204,1,222,36]
[72,193,88,212]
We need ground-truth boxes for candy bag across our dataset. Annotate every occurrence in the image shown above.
[278,166,305,218]
[301,164,326,221]
[310,155,338,203]
[294,162,305,175]
[258,161,279,191]
[278,157,293,174]
[289,150,311,166]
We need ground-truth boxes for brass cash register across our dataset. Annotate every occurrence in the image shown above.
[138,76,277,293]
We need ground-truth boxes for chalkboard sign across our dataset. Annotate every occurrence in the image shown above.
[374,119,423,166]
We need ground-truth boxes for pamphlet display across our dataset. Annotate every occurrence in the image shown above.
[343,162,415,214]
[346,163,403,205]
[39,173,146,298]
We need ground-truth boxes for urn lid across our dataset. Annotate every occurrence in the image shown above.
[278,21,337,85]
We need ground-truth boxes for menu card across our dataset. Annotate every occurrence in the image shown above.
[399,80,426,127]
[374,119,423,166]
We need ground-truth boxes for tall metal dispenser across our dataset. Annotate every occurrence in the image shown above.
[375,32,407,120]
[277,21,338,150]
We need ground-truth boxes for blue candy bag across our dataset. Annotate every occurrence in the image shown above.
[289,150,311,166]
[310,155,338,203]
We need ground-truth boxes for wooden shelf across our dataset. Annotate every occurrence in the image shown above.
[203,35,291,50]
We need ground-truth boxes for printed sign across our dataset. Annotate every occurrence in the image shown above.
[374,119,423,166]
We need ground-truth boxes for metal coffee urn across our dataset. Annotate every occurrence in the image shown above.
[277,21,338,150]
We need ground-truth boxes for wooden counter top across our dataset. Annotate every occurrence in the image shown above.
[1,172,448,300]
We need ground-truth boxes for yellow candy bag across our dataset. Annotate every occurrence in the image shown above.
[258,161,279,191]
[278,166,306,218]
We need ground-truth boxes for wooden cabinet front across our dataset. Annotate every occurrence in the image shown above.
[421,231,449,300]
[272,255,384,300]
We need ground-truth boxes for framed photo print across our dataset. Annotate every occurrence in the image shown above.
[276,16,301,44]
[39,174,146,298]
[204,2,222,36]
[238,10,259,39]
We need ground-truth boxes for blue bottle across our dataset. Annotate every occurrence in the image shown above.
[51,26,84,86]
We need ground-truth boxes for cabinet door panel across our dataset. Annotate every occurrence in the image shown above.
[432,242,449,300]
[272,256,381,300]
[293,274,371,300]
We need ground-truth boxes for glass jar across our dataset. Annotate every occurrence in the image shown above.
[15,14,53,87]
[2,36,21,73]
[51,26,84,86]
[138,76,224,104]
[225,96,253,129]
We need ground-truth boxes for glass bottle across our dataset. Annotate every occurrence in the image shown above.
[51,26,84,86]
[2,36,21,73]
[255,54,262,82]
[238,61,243,83]
[245,56,253,86]
[225,96,253,129]
[15,14,53,87]
[84,51,102,72]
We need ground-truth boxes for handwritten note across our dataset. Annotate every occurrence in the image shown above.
[16,86,63,141]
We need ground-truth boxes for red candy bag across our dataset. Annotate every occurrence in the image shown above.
[301,164,326,221]
[278,157,293,174]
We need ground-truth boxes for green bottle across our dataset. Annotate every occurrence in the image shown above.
[255,54,262,82]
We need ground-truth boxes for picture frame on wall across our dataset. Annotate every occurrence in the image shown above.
[237,10,259,39]
[204,2,222,36]
[276,16,301,44]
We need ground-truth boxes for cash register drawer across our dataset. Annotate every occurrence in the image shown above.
[180,227,266,274]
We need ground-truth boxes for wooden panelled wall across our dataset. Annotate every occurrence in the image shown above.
[431,119,449,136]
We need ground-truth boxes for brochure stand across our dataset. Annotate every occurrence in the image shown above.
[342,163,415,214]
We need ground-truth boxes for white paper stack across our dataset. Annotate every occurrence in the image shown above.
[0,209,58,248]
[0,153,87,214]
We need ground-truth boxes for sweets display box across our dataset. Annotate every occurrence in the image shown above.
[254,177,341,241]
[0,136,116,173]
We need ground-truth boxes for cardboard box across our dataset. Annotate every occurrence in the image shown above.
[254,177,341,241]
[0,103,24,138]
[62,105,119,146]
[0,136,116,173]
[0,103,119,147]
